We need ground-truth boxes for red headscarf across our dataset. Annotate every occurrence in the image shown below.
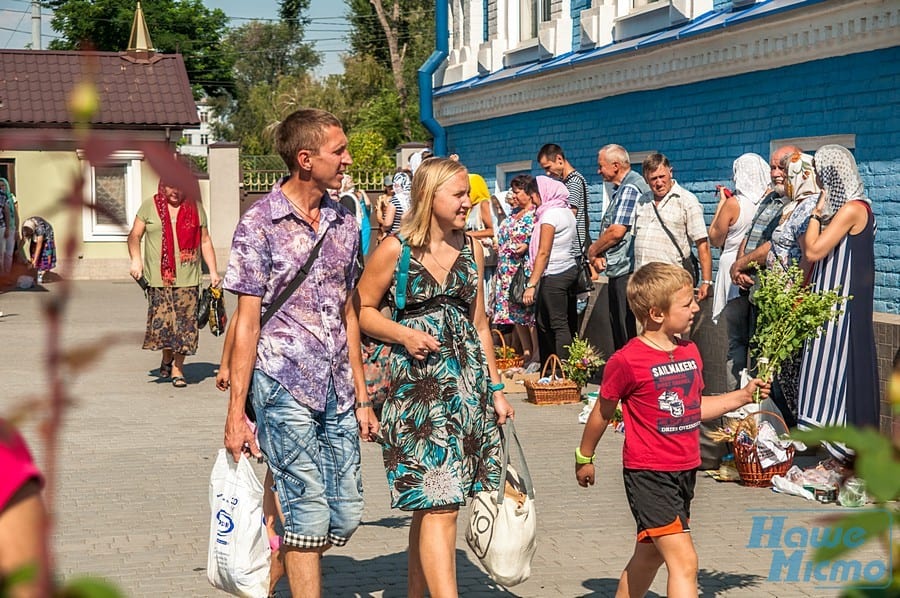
[154,181,200,286]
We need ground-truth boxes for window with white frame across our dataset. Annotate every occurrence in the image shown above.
[520,0,550,41]
[200,134,209,145]
[81,151,143,240]
[770,134,856,157]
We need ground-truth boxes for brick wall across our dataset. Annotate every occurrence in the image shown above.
[570,0,592,50]
[445,46,899,435]
[446,47,900,313]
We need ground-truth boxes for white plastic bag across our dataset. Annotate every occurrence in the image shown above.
[466,420,536,587]
[207,449,270,597]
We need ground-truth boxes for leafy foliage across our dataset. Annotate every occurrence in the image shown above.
[789,425,900,595]
[46,0,234,97]
[348,131,395,173]
[750,264,847,397]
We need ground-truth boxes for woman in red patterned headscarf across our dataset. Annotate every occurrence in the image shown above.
[128,179,220,388]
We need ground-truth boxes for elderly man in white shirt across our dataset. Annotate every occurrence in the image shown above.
[632,153,713,301]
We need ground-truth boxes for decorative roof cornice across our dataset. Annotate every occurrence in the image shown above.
[435,0,898,126]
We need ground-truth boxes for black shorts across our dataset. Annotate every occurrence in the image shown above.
[623,468,696,543]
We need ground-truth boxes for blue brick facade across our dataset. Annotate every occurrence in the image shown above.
[444,47,900,314]
[570,0,591,51]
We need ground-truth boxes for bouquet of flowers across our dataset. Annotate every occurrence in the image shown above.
[750,264,848,401]
[561,336,605,388]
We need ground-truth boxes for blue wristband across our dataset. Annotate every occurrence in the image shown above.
[488,382,504,393]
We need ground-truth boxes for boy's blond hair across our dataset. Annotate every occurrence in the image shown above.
[627,262,693,324]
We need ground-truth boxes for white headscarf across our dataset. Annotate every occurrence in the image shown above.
[813,145,869,218]
[392,172,412,212]
[732,153,769,205]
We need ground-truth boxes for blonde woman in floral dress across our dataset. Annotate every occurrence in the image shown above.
[492,174,538,366]
[357,157,513,597]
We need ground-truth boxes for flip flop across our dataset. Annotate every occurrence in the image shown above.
[159,358,174,378]
[172,376,188,388]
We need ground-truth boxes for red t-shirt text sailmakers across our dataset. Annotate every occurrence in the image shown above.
[600,338,704,471]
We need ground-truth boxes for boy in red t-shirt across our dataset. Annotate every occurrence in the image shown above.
[576,263,769,598]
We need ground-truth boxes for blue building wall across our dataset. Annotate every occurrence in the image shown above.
[570,0,591,51]
[445,46,900,313]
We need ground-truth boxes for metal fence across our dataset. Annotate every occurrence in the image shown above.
[241,155,391,192]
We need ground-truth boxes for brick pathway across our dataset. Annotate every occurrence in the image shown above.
[0,281,889,597]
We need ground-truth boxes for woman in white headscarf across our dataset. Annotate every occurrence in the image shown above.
[797,145,879,462]
[382,172,412,236]
[708,153,768,390]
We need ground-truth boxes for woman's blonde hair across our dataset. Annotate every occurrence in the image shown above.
[627,262,693,324]
[399,157,468,247]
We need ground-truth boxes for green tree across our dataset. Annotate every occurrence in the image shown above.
[347,130,394,173]
[344,0,433,143]
[46,0,234,97]
[226,21,320,89]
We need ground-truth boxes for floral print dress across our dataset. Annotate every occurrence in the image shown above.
[492,209,535,326]
[381,240,502,510]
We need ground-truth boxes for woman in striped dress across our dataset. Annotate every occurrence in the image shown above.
[796,145,879,461]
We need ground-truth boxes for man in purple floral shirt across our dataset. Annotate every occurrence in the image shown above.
[223,108,377,597]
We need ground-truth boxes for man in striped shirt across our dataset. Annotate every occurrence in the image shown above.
[538,143,591,258]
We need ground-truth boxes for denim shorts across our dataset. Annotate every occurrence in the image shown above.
[251,370,364,549]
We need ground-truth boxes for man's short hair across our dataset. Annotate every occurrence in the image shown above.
[509,174,533,191]
[600,144,630,166]
[537,143,565,163]
[626,262,693,324]
[275,108,343,173]
[641,153,672,177]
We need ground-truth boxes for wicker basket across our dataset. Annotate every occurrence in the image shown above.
[492,329,524,370]
[524,355,582,405]
[732,410,795,487]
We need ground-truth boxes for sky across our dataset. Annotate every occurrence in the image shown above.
[0,0,350,76]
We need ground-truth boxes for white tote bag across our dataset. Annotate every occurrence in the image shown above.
[465,420,537,587]
[207,449,270,597]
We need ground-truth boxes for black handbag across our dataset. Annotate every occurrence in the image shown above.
[573,253,594,295]
[650,201,700,287]
[196,285,213,329]
[509,265,529,305]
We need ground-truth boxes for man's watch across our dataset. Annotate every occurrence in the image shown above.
[701,280,714,286]
[525,282,536,290]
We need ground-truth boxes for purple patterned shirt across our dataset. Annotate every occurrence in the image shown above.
[224,178,360,413]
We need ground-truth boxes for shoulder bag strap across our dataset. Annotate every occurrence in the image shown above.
[260,229,329,329]
[394,237,412,311]
[650,200,687,261]
[494,419,535,505]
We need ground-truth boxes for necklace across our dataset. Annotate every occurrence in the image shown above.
[427,251,456,274]
[286,197,320,225]
[641,334,675,362]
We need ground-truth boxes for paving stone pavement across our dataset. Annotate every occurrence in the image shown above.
[0,281,891,597]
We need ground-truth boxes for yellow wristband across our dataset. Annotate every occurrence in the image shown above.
[575,446,594,464]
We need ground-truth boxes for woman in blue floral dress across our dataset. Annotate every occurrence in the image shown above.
[357,157,514,596]
[492,175,538,363]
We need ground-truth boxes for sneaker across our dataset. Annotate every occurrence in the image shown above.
[524,362,541,374]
